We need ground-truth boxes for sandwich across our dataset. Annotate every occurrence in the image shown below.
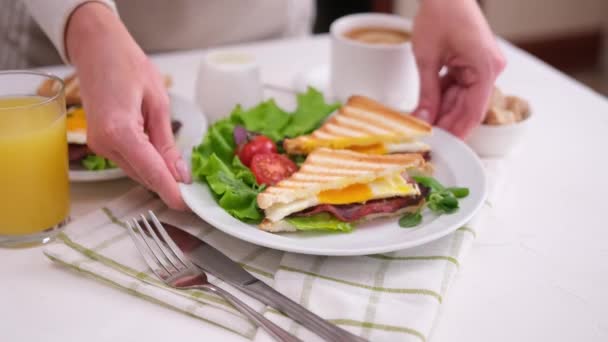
[256,148,430,232]
[63,106,182,170]
[283,95,432,158]
[37,73,178,171]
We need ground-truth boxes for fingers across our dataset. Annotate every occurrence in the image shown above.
[107,122,188,211]
[105,151,144,185]
[89,116,188,211]
[412,55,441,124]
[121,132,187,210]
[439,74,460,114]
[437,79,492,139]
[143,89,192,184]
[436,86,465,135]
[87,126,143,184]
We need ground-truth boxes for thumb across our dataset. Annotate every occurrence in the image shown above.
[413,57,441,124]
[143,91,192,184]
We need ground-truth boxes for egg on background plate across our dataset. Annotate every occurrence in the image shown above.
[66,106,87,145]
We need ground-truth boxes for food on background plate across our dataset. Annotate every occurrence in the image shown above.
[66,107,182,170]
[191,88,468,234]
[37,73,81,106]
[283,95,432,158]
[256,148,430,232]
[37,73,179,171]
[37,73,173,106]
[483,87,530,125]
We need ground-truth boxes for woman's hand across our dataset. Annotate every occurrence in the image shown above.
[412,0,506,139]
[66,3,190,210]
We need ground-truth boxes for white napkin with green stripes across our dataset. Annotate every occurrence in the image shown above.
[44,159,503,342]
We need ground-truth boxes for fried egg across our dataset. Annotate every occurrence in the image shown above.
[264,173,418,222]
[66,107,87,144]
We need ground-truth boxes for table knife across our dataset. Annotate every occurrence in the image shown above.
[161,221,367,342]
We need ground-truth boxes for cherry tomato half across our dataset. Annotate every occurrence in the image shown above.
[237,135,277,167]
[250,153,297,186]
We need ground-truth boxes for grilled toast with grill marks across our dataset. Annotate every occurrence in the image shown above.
[257,148,431,232]
[283,95,432,155]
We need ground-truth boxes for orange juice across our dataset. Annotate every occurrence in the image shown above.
[0,96,69,235]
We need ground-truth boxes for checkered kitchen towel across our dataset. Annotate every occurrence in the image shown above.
[44,159,504,342]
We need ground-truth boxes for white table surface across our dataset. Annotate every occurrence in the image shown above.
[2,36,607,342]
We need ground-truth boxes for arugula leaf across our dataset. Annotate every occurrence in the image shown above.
[282,87,341,137]
[286,213,353,232]
[428,191,459,214]
[412,176,446,192]
[401,177,469,224]
[447,187,469,198]
[399,211,422,228]
[440,196,459,208]
[82,155,117,171]
[290,154,307,167]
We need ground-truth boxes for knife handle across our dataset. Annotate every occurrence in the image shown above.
[240,281,368,342]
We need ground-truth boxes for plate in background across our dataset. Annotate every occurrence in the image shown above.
[70,93,206,182]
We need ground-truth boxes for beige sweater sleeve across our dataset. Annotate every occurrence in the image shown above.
[21,0,117,63]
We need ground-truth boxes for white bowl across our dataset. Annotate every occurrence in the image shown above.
[466,113,533,158]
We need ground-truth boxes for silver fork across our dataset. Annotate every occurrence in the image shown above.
[127,212,301,342]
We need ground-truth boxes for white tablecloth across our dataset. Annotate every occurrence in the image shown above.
[1,36,607,342]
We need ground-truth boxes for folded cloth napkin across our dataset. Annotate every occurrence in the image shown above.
[44,159,504,342]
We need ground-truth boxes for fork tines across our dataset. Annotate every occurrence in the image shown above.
[127,211,192,280]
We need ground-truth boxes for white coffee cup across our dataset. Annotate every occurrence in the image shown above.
[195,51,263,122]
[330,13,419,110]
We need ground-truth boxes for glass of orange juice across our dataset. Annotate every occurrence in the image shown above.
[0,71,69,247]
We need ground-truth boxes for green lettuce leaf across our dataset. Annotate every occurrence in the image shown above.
[230,101,290,141]
[232,156,259,188]
[82,155,117,171]
[282,87,341,137]
[191,117,236,182]
[203,117,237,164]
[286,213,353,232]
[229,86,339,141]
[191,87,338,225]
[202,154,263,222]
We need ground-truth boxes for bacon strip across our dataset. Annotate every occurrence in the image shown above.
[68,144,93,162]
[294,193,426,222]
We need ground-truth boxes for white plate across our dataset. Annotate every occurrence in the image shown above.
[180,128,487,256]
[69,93,207,182]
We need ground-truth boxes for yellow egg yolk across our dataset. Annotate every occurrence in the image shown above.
[301,135,401,154]
[316,174,415,205]
[317,183,373,204]
[67,107,87,132]
[348,143,387,154]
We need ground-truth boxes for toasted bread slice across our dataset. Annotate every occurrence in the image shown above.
[283,95,432,155]
[257,148,426,210]
[37,73,173,106]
